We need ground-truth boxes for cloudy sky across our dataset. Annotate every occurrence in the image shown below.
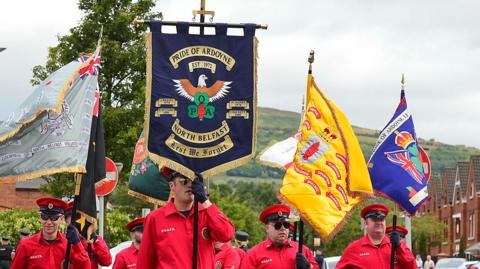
[1,0,479,148]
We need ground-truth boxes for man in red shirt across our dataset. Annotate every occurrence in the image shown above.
[112,217,144,269]
[65,202,112,269]
[336,204,416,269]
[215,241,241,269]
[10,197,90,269]
[137,168,235,269]
[240,204,317,269]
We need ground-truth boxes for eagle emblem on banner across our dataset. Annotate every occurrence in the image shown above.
[144,21,258,178]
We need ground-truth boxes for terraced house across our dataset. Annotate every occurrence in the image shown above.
[418,155,480,256]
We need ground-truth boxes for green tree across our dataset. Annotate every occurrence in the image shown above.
[0,209,41,245]
[105,209,132,247]
[411,214,445,255]
[31,0,161,198]
[208,185,265,245]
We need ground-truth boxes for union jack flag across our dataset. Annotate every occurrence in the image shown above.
[386,151,424,184]
[78,52,101,79]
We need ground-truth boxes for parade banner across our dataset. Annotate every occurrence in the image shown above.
[144,21,258,178]
[0,51,100,181]
[368,90,430,214]
[128,132,170,205]
[280,74,373,240]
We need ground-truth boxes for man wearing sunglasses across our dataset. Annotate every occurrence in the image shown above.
[137,168,235,269]
[240,204,317,269]
[65,202,112,269]
[112,217,144,269]
[336,204,416,269]
[10,197,90,269]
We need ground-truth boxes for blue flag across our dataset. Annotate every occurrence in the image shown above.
[368,90,430,214]
[144,21,258,178]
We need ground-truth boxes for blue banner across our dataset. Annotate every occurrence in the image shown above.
[144,21,257,178]
[368,90,429,214]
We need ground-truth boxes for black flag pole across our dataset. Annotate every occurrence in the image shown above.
[297,219,304,254]
[294,51,314,255]
[390,205,398,269]
[63,173,82,269]
[191,2,205,268]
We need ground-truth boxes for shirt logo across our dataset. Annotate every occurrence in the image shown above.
[160,227,175,233]
[359,252,370,256]
[127,264,136,268]
[261,258,273,264]
[201,227,210,240]
[29,254,43,260]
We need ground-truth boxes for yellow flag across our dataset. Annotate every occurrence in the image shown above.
[279,74,373,240]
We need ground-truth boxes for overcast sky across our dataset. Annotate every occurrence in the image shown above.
[1,0,479,148]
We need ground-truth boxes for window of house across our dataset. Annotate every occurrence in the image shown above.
[471,183,475,199]
[469,212,475,238]
[457,191,460,203]
[456,218,461,237]
[444,219,448,240]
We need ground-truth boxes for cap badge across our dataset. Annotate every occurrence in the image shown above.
[48,203,53,209]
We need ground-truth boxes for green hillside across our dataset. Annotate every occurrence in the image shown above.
[212,107,480,181]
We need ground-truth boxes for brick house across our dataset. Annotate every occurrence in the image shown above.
[425,155,480,256]
[0,177,47,211]
[466,156,480,250]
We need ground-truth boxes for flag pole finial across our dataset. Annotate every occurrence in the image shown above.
[401,73,405,91]
[308,50,315,74]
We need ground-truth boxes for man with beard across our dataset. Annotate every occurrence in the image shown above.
[112,217,144,269]
[10,197,90,269]
[137,168,235,269]
[336,204,416,269]
[240,204,317,269]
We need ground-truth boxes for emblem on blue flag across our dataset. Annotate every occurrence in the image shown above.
[144,21,258,178]
[368,90,430,214]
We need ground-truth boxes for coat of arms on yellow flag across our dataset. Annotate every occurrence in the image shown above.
[279,74,373,240]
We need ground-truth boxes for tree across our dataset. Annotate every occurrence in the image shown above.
[31,0,161,200]
[208,184,265,244]
[105,209,132,247]
[411,214,446,255]
[0,209,41,245]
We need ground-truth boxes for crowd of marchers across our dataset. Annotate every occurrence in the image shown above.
[0,168,419,269]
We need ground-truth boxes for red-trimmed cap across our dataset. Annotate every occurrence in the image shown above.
[36,197,67,215]
[64,201,74,216]
[361,204,389,219]
[125,217,145,232]
[160,167,183,181]
[386,225,408,237]
[259,204,290,223]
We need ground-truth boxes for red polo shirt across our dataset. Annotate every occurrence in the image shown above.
[233,247,246,262]
[336,234,416,269]
[81,235,112,269]
[112,243,138,269]
[10,232,90,269]
[137,199,235,269]
[240,238,317,269]
[215,242,241,269]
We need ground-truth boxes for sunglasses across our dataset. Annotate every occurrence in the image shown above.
[178,177,192,186]
[272,221,290,230]
[40,213,61,221]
